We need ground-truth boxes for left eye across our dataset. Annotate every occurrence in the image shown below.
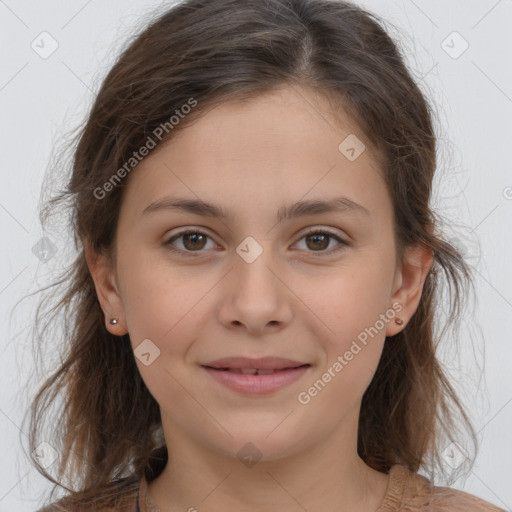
[164,229,349,257]
[294,229,348,253]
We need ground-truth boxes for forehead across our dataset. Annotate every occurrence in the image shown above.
[120,85,391,224]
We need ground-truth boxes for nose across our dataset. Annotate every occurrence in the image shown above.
[216,245,293,336]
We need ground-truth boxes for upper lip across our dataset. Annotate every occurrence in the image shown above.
[201,356,309,371]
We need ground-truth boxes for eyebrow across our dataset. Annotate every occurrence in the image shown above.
[141,196,371,222]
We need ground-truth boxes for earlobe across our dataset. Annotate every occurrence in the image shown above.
[84,243,128,336]
[386,243,434,337]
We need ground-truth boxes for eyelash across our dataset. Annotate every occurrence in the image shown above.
[164,228,350,258]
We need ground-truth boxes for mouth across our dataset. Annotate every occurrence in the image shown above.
[202,356,309,371]
[202,365,310,375]
[200,357,311,394]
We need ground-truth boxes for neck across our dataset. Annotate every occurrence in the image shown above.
[147,411,390,512]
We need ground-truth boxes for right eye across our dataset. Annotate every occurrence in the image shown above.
[164,229,218,257]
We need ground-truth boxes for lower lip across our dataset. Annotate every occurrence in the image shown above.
[202,365,310,395]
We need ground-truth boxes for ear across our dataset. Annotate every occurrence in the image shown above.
[386,243,434,337]
[84,242,128,336]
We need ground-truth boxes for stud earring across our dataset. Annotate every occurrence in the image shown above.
[395,318,404,325]
[109,318,118,325]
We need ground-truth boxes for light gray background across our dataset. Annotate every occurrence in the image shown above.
[1,0,511,510]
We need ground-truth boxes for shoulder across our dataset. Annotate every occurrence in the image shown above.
[36,475,142,512]
[382,464,506,512]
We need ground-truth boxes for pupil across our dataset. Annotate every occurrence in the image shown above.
[308,234,328,250]
[185,233,205,250]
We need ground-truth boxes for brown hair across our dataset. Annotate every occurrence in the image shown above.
[25,0,478,507]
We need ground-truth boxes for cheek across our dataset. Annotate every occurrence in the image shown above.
[118,257,205,416]
[297,279,389,416]
[294,256,394,397]
[117,249,203,365]
[119,243,186,323]
[299,258,393,339]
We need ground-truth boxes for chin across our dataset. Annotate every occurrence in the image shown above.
[205,425,313,464]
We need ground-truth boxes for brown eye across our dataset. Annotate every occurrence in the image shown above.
[305,232,330,251]
[164,228,350,258]
[294,229,349,254]
[181,232,207,250]
[165,230,214,256]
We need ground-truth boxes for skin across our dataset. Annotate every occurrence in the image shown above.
[86,84,433,512]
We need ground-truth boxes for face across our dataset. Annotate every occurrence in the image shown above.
[88,85,430,463]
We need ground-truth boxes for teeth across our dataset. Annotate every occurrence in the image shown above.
[232,368,277,375]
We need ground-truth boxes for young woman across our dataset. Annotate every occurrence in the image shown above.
[29,0,505,510]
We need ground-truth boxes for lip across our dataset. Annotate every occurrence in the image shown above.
[202,356,307,371]
[201,357,311,395]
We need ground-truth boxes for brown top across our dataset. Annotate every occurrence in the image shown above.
[40,463,506,511]
[138,463,506,512]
